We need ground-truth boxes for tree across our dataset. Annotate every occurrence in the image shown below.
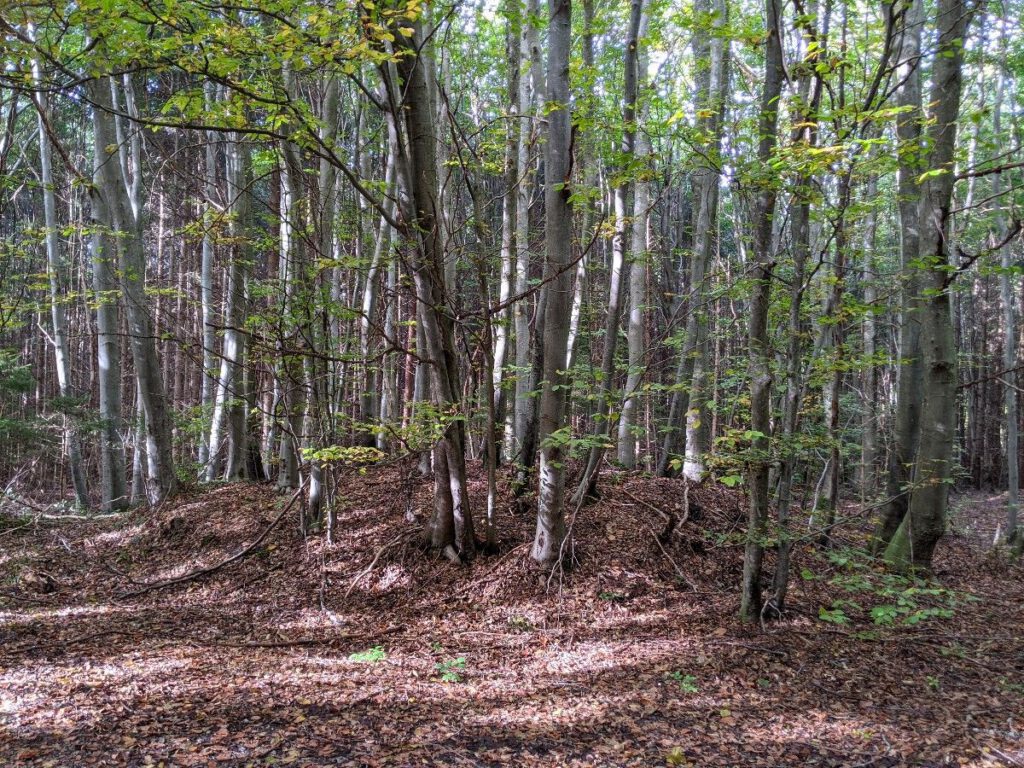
[740,0,785,623]
[883,0,978,571]
[532,0,573,568]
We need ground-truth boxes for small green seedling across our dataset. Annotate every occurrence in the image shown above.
[348,645,386,663]
[435,657,467,683]
[666,671,699,693]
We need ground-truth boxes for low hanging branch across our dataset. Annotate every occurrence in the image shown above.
[945,220,1023,288]
[118,481,306,599]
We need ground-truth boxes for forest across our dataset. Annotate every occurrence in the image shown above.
[1,0,1023,763]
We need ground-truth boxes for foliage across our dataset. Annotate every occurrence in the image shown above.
[348,645,387,663]
[434,656,466,683]
[811,548,978,628]
[665,671,699,693]
[0,349,43,450]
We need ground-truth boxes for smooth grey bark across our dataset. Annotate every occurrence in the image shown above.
[681,0,729,482]
[564,0,595,378]
[464,166,500,550]
[874,0,924,550]
[819,169,853,542]
[509,0,542,472]
[532,0,573,567]
[89,146,127,512]
[206,130,249,482]
[129,380,146,503]
[377,247,399,451]
[392,21,475,555]
[860,173,880,494]
[198,83,218,468]
[33,62,89,509]
[740,0,784,622]
[617,125,651,468]
[492,4,522,453]
[991,43,1020,546]
[275,150,302,492]
[89,77,177,506]
[884,0,975,571]
[360,139,397,437]
[573,0,645,505]
[303,75,342,524]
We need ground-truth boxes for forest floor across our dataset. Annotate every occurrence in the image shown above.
[1,464,1023,767]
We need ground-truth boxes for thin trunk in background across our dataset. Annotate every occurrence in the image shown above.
[198,82,218,468]
[682,0,729,481]
[617,26,653,470]
[510,0,542,481]
[573,0,645,504]
[492,2,521,452]
[33,57,89,509]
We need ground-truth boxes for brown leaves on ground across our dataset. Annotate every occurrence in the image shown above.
[1,465,1022,767]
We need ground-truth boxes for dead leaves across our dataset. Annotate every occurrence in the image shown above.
[0,472,1022,766]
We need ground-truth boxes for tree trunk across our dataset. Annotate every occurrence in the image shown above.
[198,83,218,469]
[392,21,476,555]
[532,0,574,568]
[740,0,784,622]
[573,0,645,505]
[89,77,177,506]
[206,130,250,482]
[509,0,542,475]
[682,0,729,482]
[874,0,924,551]
[992,40,1020,546]
[33,61,90,509]
[770,18,824,610]
[89,148,127,512]
[884,0,975,571]
[492,5,522,455]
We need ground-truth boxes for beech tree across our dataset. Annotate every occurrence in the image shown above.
[0,0,1020,604]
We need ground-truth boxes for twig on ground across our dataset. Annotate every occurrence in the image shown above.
[644,520,699,591]
[707,639,788,657]
[11,628,135,656]
[345,530,417,598]
[118,481,306,599]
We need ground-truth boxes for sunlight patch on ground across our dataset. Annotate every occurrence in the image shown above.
[82,523,146,548]
[0,655,194,733]
[0,603,119,627]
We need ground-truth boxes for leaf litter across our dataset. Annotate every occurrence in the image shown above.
[1,463,1022,766]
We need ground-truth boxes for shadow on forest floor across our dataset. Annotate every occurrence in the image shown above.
[1,465,1022,766]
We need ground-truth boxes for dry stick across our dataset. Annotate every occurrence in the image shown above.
[989,747,1024,768]
[644,519,699,591]
[344,531,415,598]
[11,629,135,656]
[118,481,306,599]
[620,487,674,523]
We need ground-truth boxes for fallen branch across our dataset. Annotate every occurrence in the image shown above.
[644,519,698,591]
[11,628,135,656]
[118,481,306,599]
[345,530,416,598]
